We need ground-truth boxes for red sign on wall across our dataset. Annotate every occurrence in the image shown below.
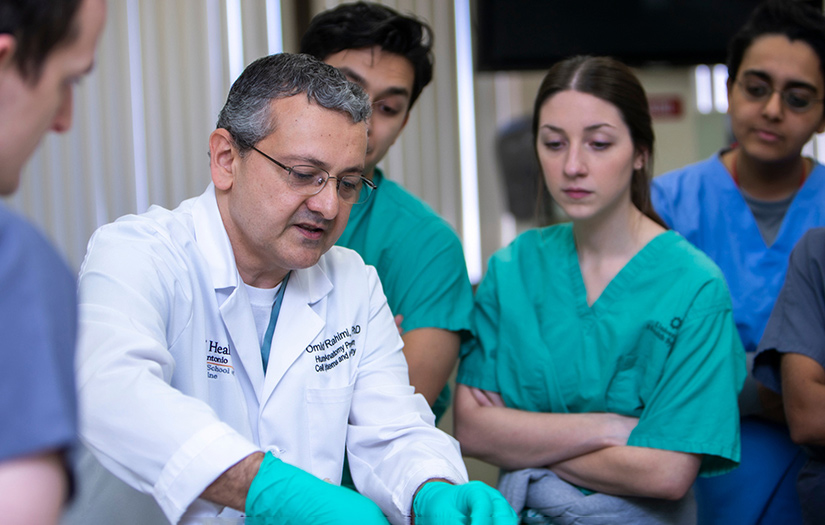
[648,95,683,119]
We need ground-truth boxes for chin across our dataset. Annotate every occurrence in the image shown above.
[290,249,326,270]
[0,173,22,196]
[743,146,797,165]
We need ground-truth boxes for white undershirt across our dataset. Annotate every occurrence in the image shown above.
[244,282,281,348]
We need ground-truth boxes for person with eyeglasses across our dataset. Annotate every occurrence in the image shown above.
[652,1,825,523]
[63,53,515,525]
[248,145,377,205]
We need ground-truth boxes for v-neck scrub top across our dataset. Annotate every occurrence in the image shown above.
[652,154,825,353]
[457,224,745,476]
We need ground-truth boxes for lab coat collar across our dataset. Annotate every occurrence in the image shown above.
[192,183,238,291]
[260,269,328,401]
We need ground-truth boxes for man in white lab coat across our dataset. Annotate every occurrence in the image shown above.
[64,53,515,525]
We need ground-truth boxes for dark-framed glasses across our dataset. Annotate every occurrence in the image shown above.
[251,145,375,205]
[736,78,824,113]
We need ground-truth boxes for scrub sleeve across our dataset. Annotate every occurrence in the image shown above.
[0,205,77,470]
[337,168,474,420]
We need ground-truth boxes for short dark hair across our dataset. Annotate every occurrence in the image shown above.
[0,0,84,82]
[727,0,825,86]
[216,53,371,155]
[300,1,434,110]
[532,55,666,229]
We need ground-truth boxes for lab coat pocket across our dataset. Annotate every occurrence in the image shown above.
[305,382,355,482]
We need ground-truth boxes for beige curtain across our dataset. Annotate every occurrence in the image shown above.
[6,0,496,278]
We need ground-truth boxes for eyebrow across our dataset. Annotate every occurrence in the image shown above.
[541,123,616,133]
[742,69,819,92]
[337,66,412,101]
[288,154,364,177]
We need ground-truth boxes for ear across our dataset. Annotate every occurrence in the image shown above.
[0,34,18,74]
[634,148,648,171]
[209,129,238,191]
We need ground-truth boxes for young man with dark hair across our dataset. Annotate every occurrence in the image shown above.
[301,1,474,425]
[0,0,106,523]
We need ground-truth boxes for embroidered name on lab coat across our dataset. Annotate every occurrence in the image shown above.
[305,325,361,373]
[206,339,235,378]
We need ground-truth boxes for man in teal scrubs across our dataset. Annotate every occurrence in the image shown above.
[301,2,473,422]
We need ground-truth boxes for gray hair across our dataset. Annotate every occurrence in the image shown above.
[216,53,371,154]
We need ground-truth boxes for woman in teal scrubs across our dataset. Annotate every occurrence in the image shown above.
[455,56,745,524]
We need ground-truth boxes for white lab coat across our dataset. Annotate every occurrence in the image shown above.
[66,185,468,525]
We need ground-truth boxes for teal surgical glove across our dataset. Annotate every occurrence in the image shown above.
[245,452,389,525]
[412,480,518,524]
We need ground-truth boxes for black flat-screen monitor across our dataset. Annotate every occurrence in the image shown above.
[474,0,821,71]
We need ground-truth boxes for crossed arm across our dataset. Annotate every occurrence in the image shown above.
[781,352,825,447]
[453,384,700,500]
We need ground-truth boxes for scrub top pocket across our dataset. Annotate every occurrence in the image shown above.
[604,325,672,416]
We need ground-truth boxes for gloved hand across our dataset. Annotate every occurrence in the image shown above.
[412,480,518,525]
[245,452,389,525]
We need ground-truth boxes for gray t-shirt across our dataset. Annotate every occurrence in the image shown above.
[741,190,796,247]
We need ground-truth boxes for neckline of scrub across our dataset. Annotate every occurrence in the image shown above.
[568,228,679,315]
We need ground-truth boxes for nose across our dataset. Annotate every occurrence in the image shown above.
[305,179,340,220]
[563,145,586,178]
[51,85,74,133]
[762,90,784,120]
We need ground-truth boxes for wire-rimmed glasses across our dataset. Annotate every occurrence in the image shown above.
[250,146,375,205]
[736,77,824,113]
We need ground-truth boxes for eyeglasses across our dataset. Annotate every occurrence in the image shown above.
[250,146,375,205]
[736,78,824,113]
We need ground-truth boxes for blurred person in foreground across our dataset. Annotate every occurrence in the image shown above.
[0,0,106,523]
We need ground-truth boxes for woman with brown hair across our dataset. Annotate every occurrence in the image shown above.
[455,56,744,524]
